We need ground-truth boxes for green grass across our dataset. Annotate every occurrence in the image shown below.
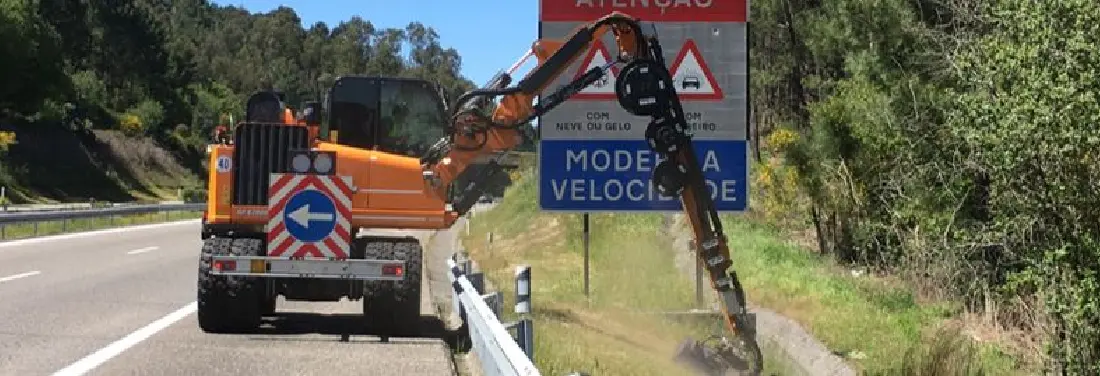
[718,216,1022,375]
[0,210,202,240]
[461,171,798,376]
[461,168,1028,376]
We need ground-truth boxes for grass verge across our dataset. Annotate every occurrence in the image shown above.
[715,216,1024,375]
[461,172,797,375]
[461,168,1027,375]
[0,210,201,240]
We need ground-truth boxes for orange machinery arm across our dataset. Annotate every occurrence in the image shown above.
[420,11,645,197]
[418,11,763,373]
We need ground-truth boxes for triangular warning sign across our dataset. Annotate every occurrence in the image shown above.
[669,39,724,101]
[570,40,620,100]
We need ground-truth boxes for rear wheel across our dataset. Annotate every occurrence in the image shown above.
[361,236,423,338]
[260,292,277,316]
[197,237,264,333]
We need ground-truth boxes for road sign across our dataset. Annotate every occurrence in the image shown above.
[215,155,232,173]
[571,40,621,100]
[669,40,723,100]
[266,173,354,258]
[537,0,749,212]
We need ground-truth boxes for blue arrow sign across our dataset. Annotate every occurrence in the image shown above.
[283,189,337,243]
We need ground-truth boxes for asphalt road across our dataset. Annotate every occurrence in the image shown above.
[0,220,457,376]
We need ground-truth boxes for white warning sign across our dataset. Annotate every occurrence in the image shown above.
[538,0,749,212]
[669,39,723,100]
[571,40,620,99]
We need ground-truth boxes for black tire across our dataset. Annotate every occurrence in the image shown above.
[361,236,423,337]
[260,293,276,316]
[197,237,264,333]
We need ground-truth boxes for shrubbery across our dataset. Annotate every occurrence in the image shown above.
[751,0,1100,372]
[180,186,207,203]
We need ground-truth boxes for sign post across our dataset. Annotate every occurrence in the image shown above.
[536,0,750,213]
[538,0,750,300]
[583,212,590,298]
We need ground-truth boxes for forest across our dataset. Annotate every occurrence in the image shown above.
[0,0,483,202]
[0,0,475,152]
[0,0,1098,373]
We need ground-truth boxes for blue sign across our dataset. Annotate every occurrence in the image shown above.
[538,140,748,212]
[283,189,338,243]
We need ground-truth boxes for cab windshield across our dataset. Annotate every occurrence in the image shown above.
[323,76,447,157]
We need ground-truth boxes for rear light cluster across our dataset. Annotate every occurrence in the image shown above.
[289,150,336,175]
[213,260,236,271]
[382,264,404,277]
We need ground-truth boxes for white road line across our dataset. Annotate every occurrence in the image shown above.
[0,219,199,250]
[125,246,159,255]
[52,301,197,376]
[0,270,40,283]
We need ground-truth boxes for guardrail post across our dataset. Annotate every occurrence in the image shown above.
[485,291,503,318]
[468,272,485,294]
[515,265,531,314]
[514,265,533,360]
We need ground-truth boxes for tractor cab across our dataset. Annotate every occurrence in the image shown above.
[321,76,448,158]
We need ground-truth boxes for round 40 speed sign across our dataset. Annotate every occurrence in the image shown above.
[216,155,232,173]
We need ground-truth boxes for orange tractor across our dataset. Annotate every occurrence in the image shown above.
[199,11,761,374]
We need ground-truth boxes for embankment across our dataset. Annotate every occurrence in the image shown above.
[0,122,200,203]
[457,168,845,375]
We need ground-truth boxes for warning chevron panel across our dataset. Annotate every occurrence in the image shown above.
[571,40,620,100]
[670,39,723,100]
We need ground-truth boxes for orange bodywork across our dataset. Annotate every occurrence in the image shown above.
[206,11,644,233]
[205,139,456,231]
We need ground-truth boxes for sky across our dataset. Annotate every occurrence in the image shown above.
[210,0,540,86]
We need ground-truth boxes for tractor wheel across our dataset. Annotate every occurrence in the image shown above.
[260,293,277,316]
[197,237,264,333]
[361,236,423,338]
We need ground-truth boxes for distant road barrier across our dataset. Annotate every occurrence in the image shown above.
[448,252,543,376]
[0,203,204,239]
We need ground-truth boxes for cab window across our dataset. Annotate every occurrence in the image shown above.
[325,78,380,149]
[378,79,447,157]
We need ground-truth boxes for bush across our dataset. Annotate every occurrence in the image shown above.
[119,114,144,136]
[180,186,207,203]
[127,100,165,134]
[0,131,16,153]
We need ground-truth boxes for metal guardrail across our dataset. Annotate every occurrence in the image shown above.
[448,253,541,376]
[1,203,98,213]
[0,203,205,239]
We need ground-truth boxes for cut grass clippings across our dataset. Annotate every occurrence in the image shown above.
[0,210,202,241]
[460,169,1028,376]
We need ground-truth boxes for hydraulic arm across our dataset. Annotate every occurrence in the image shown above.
[421,12,763,374]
